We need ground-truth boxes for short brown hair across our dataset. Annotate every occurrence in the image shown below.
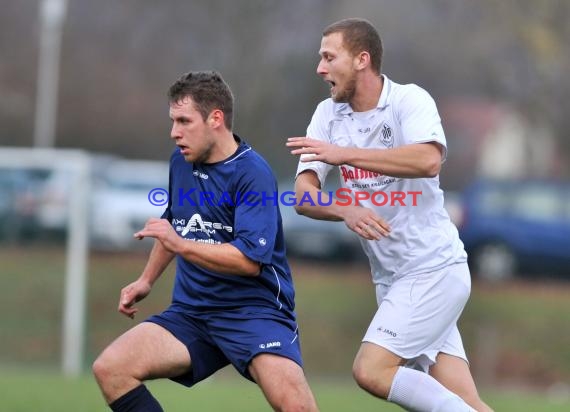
[168,71,234,130]
[323,18,383,74]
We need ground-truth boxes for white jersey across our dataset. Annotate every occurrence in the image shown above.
[296,75,467,285]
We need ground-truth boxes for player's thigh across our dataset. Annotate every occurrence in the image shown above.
[354,341,404,371]
[97,321,191,380]
[429,352,481,404]
[248,353,313,403]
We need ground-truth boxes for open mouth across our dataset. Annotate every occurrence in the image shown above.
[327,80,336,92]
[177,145,189,154]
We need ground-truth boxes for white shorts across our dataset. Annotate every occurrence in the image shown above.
[362,262,471,372]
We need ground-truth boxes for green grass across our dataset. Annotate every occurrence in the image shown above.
[1,371,569,412]
[0,246,569,411]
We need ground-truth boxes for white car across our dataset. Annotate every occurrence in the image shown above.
[35,154,117,235]
[36,155,169,250]
[90,159,169,250]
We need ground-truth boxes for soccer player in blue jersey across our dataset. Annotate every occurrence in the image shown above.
[93,71,319,412]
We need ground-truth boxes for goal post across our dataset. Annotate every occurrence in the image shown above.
[0,147,90,377]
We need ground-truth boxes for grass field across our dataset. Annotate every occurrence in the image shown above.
[1,371,569,411]
[0,245,569,411]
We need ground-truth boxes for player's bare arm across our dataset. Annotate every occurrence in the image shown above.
[135,217,260,277]
[119,239,175,319]
[288,137,442,178]
[295,171,390,241]
[118,279,152,319]
[287,136,347,166]
[344,141,443,178]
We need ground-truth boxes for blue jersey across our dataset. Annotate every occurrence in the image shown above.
[161,136,295,318]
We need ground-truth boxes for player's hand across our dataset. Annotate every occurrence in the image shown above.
[134,218,181,253]
[342,206,391,240]
[118,279,152,319]
[287,136,346,166]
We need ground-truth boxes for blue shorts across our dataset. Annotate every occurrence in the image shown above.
[145,308,303,386]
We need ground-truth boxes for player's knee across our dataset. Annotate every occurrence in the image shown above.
[92,354,110,384]
[267,381,318,412]
[92,347,122,384]
[352,360,389,399]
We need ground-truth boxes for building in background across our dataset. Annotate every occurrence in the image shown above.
[440,98,561,190]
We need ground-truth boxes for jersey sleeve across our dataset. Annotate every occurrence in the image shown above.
[295,100,334,188]
[398,85,448,161]
[230,162,280,265]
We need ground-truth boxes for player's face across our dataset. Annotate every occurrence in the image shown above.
[317,32,358,103]
[169,96,215,163]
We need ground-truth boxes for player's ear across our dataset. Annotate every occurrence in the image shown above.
[355,51,370,71]
[208,110,224,128]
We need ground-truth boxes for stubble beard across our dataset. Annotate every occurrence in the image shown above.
[193,145,214,164]
[332,77,357,104]
[185,137,215,164]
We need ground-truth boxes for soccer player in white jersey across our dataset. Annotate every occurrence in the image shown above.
[287,18,493,412]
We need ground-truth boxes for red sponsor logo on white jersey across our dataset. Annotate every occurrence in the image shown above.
[340,166,383,182]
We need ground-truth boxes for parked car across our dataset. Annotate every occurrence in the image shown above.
[90,159,168,250]
[458,179,570,281]
[35,154,168,250]
[0,168,50,242]
[35,154,117,236]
